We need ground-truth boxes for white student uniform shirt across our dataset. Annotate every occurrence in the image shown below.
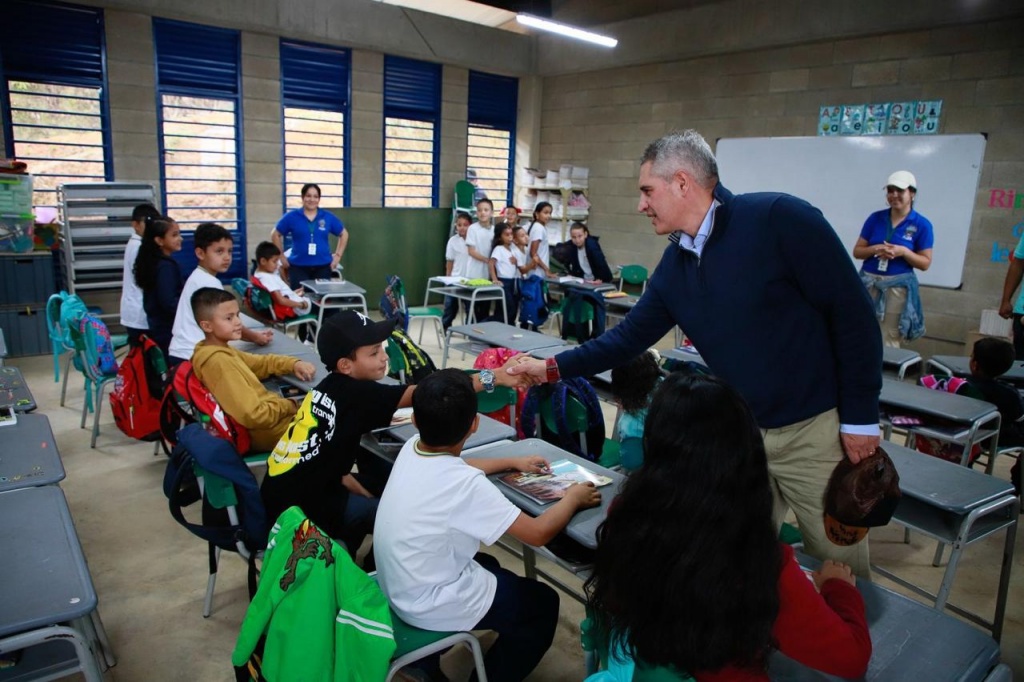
[445,234,470,278]
[120,234,148,329]
[374,439,520,631]
[577,246,594,280]
[528,222,550,268]
[492,245,521,279]
[465,223,494,280]
[168,267,222,361]
[253,270,311,312]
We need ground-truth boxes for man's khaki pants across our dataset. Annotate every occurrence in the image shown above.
[762,408,871,578]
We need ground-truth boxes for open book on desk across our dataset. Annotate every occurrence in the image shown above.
[496,459,612,505]
[432,276,467,286]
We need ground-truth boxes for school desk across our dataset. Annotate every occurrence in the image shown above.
[875,441,1018,642]
[767,550,1003,682]
[660,345,708,367]
[927,355,1024,387]
[0,413,64,493]
[424,280,508,325]
[359,413,515,465]
[442,321,566,368]
[0,485,115,682]
[544,276,617,294]
[0,365,36,412]
[300,278,368,336]
[879,377,1002,471]
[882,346,921,380]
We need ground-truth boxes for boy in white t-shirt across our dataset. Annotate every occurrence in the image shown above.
[168,223,273,364]
[442,211,472,330]
[120,203,162,346]
[253,241,313,315]
[465,198,496,322]
[375,369,601,681]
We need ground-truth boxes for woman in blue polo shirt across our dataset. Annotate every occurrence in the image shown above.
[272,183,349,288]
[853,170,934,348]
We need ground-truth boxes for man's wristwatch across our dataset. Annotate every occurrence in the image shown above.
[479,369,496,393]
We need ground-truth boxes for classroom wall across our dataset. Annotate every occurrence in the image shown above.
[536,12,1024,357]
[3,0,538,270]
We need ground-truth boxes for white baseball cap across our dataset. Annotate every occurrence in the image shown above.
[885,171,917,190]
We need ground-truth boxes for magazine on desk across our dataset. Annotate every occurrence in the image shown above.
[497,459,612,504]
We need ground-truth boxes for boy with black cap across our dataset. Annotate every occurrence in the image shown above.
[260,310,526,553]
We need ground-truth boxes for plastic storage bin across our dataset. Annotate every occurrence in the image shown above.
[0,306,49,357]
[0,174,33,215]
[0,216,34,253]
[0,252,56,306]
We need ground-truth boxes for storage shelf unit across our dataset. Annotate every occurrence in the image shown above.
[58,182,156,304]
[520,165,590,243]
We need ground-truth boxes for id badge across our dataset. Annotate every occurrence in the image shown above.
[307,243,317,256]
[877,257,888,272]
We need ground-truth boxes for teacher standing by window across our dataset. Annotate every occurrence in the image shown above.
[272,183,348,288]
[853,171,933,348]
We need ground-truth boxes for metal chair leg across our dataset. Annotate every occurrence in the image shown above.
[61,351,74,406]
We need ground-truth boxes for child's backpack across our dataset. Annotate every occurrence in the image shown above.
[159,361,252,455]
[913,373,982,465]
[379,275,408,331]
[163,423,267,597]
[78,312,119,377]
[521,378,606,461]
[518,275,549,328]
[110,335,168,441]
[386,328,436,385]
[46,291,89,380]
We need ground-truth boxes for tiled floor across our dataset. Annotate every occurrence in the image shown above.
[6,321,1023,680]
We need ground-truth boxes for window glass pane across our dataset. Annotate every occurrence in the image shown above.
[160,93,240,230]
[6,80,108,208]
[384,117,435,207]
[283,107,344,209]
[467,125,512,207]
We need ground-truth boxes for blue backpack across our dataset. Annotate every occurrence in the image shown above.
[521,378,606,461]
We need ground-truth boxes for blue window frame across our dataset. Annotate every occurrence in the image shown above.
[467,71,518,208]
[153,18,245,279]
[383,56,441,207]
[280,40,351,211]
[0,0,112,208]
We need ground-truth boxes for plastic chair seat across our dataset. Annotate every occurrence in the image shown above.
[390,613,460,659]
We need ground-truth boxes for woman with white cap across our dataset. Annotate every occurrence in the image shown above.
[853,170,934,347]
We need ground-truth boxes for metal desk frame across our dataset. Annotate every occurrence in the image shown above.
[299,279,368,337]
[424,278,508,326]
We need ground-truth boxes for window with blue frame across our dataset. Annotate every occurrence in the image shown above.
[280,40,350,210]
[153,19,243,250]
[383,56,441,208]
[0,1,112,208]
[467,71,518,208]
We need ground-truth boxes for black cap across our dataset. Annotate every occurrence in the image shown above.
[317,311,397,371]
[823,446,901,546]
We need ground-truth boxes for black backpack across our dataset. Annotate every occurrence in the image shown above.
[386,328,437,385]
[520,378,606,461]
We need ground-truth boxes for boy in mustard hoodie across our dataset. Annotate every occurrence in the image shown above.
[190,287,316,452]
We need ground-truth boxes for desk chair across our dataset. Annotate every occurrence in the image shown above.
[549,297,594,341]
[386,338,407,383]
[619,437,643,472]
[451,180,477,231]
[193,461,267,618]
[386,611,488,682]
[69,316,120,448]
[387,275,444,348]
[617,264,649,295]
[467,369,518,434]
[47,292,128,407]
[233,278,319,341]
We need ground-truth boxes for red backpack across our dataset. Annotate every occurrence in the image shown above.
[159,361,252,455]
[110,335,167,441]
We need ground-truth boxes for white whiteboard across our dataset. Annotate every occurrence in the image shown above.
[716,134,986,289]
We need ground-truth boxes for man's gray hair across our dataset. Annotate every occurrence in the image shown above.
[641,130,719,188]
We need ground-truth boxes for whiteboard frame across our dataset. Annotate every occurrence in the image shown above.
[716,134,987,289]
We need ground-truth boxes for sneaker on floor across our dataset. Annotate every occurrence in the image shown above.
[303,339,315,347]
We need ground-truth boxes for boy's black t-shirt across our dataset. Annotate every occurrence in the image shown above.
[260,373,406,538]
[968,376,1024,446]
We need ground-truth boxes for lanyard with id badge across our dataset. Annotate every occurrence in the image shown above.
[307,216,326,256]
[877,216,901,273]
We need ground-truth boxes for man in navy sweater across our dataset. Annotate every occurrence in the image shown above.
[510,130,882,574]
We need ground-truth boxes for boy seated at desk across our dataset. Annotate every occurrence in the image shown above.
[919,337,1024,491]
[261,311,528,562]
[374,369,602,682]
[190,288,316,453]
[252,241,313,317]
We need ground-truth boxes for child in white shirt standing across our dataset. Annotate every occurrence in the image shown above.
[489,224,528,326]
[375,369,600,681]
[120,203,162,346]
[466,197,496,322]
[442,211,472,330]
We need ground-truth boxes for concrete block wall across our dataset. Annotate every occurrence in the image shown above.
[538,17,1024,356]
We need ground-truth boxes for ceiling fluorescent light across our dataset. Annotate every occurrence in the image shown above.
[516,14,617,47]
